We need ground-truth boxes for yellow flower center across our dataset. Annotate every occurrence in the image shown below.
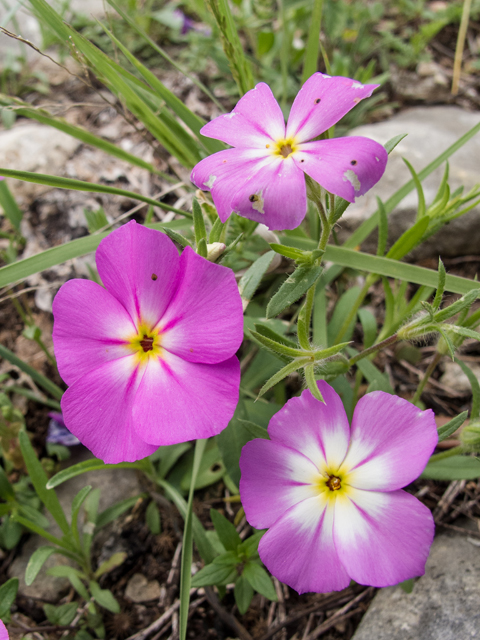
[128,322,162,365]
[270,138,298,159]
[314,466,353,502]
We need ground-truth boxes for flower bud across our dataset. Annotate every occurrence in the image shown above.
[206,242,226,262]
[460,421,480,452]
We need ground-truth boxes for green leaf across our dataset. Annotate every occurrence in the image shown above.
[437,411,468,443]
[84,208,109,234]
[210,509,241,552]
[238,530,265,558]
[432,259,446,311]
[267,264,323,318]
[46,566,90,600]
[94,552,127,579]
[0,168,189,217]
[422,455,480,480]
[96,495,141,529]
[347,347,394,393]
[0,577,19,620]
[386,217,429,261]
[234,574,254,614]
[399,578,415,593]
[217,406,253,487]
[305,364,324,402]
[89,581,120,613]
[25,546,57,586]
[145,500,161,535]
[46,459,142,489]
[0,465,14,500]
[238,251,276,308]
[329,286,361,345]
[180,439,207,640]
[17,503,51,530]
[257,357,314,399]
[0,344,63,400]
[164,227,192,249]
[44,602,78,626]
[0,179,22,230]
[191,555,238,587]
[358,308,377,349]
[376,197,388,257]
[19,431,69,535]
[238,419,269,440]
[403,158,426,219]
[384,133,408,154]
[243,562,277,600]
[192,198,207,247]
[156,442,191,480]
[457,361,480,420]
[249,330,306,359]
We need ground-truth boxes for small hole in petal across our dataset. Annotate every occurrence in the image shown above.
[315,98,321,104]
[300,159,305,163]
[350,160,357,166]
[151,273,157,281]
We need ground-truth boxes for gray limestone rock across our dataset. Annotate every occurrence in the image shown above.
[352,533,480,640]
[342,106,480,258]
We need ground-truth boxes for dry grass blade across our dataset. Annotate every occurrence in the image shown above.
[306,588,374,640]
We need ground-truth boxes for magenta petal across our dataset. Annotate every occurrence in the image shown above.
[60,356,157,463]
[191,148,267,222]
[132,353,240,445]
[240,439,319,529]
[259,497,351,594]
[201,83,285,148]
[229,156,307,230]
[343,392,438,491]
[0,620,8,640]
[295,137,388,202]
[96,221,180,327]
[52,279,136,386]
[268,381,350,470]
[286,73,378,142]
[334,489,435,587]
[160,247,243,364]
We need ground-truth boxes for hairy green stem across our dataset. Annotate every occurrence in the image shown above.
[298,285,316,350]
[428,445,464,463]
[348,333,398,366]
[412,352,443,405]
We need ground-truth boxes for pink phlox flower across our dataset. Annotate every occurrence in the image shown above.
[52,221,243,464]
[191,73,388,230]
[0,620,8,640]
[239,381,438,594]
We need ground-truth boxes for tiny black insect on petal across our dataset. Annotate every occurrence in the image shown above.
[350,160,357,166]
[151,273,158,281]
[315,98,321,104]
[249,194,256,202]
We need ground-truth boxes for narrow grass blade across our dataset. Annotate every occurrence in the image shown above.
[0,344,63,400]
[301,0,324,83]
[179,438,207,640]
[0,179,22,230]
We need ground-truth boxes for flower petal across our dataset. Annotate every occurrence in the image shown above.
[342,392,438,491]
[0,620,8,640]
[333,488,435,587]
[159,247,243,364]
[191,148,268,222]
[95,220,180,327]
[295,137,388,202]
[259,496,351,594]
[52,279,136,386]
[132,352,240,445]
[268,381,350,471]
[61,356,157,463]
[240,439,320,529]
[201,83,285,148]
[286,73,378,142]
[229,156,307,230]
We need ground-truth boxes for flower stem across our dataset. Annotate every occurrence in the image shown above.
[348,333,398,367]
[428,445,464,464]
[298,284,316,349]
[411,352,443,405]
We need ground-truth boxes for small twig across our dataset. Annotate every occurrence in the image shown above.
[125,589,198,640]
[438,522,480,537]
[306,588,374,640]
[204,587,254,640]
[434,479,467,520]
[452,0,473,95]
[306,607,364,640]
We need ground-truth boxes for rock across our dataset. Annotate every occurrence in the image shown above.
[125,573,162,603]
[9,447,142,602]
[352,532,480,640]
[69,0,107,17]
[342,107,480,258]
[440,360,480,395]
[0,124,80,204]
[0,2,42,62]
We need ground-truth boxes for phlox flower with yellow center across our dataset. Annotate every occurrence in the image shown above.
[52,221,243,463]
[191,73,388,230]
[239,381,438,594]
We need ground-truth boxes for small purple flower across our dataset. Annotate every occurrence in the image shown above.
[52,221,243,464]
[191,74,388,230]
[47,412,80,447]
[240,381,437,594]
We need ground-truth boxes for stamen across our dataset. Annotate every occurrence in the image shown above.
[326,475,342,491]
[140,336,154,352]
